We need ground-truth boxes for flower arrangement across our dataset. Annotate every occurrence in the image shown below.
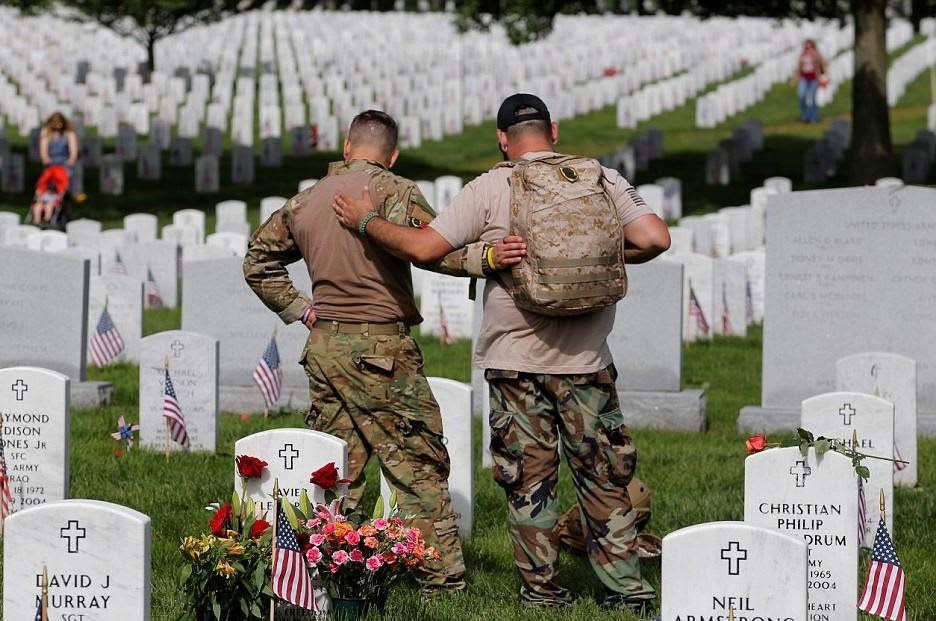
[179,457,437,620]
[178,455,272,621]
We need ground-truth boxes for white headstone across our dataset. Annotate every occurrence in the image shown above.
[419,273,473,340]
[26,231,68,253]
[800,392,894,545]
[216,200,248,225]
[672,253,714,342]
[433,176,462,213]
[234,429,348,514]
[298,179,318,192]
[636,183,664,218]
[123,213,158,243]
[206,232,248,256]
[380,378,473,537]
[836,353,917,488]
[714,258,747,337]
[139,330,219,452]
[124,240,178,308]
[161,224,199,248]
[173,209,206,243]
[3,499,151,620]
[88,274,143,364]
[0,366,69,512]
[745,447,858,621]
[260,196,287,225]
[662,522,808,621]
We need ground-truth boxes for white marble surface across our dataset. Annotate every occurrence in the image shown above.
[836,353,918,488]
[234,429,348,517]
[662,521,807,621]
[0,366,69,513]
[139,330,219,452]
[801,391,894,544]
[88,274,143,364]
[745,447,858,621]
[3,499,151,620]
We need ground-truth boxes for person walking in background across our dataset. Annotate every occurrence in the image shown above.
[332,94,670,613]
[39,112,79,175]
[791,39,827,123]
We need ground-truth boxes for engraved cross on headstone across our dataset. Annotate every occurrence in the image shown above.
[170,340,185,358]
[279,444,299,470]
[11,379,28,401]
[839,404,856,426]
[60,520,87,554]
[720,541,748,576]
[789,460,812,487]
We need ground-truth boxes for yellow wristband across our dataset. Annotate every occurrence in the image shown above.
[486,245,497,270]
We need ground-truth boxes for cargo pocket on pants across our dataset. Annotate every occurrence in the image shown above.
[490,409,523,490]
[597,408,636,486]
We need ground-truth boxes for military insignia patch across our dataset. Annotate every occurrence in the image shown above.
[407,217,428,229]
[559,166,579,182]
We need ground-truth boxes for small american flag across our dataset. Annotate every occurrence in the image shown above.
[146,268,163,308]
[858,518,907,621]
[721,282,732,336]
[272,498,317,610]
[438,292,454,345]
[252,334,283,409]
[89,304,124,367]
[0,431,13,520]
[744,280,754,325]
[688,281,710,336]
[858,477,868,547]
[893,441,906,472]
[162,367,191,449]
[36,600,43,621]
[111,250,127,275]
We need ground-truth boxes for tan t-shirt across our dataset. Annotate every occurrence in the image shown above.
[429,151,652,374]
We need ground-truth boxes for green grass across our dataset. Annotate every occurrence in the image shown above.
[2,36,936,620]
[1,317,935,620]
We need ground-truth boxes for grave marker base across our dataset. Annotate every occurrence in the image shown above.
[72,380,113,408]
[219,384,311,414]
[619,388,707,432]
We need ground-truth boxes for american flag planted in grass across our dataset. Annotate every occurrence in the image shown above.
[146,267,163,308]
[272,499,317,610]
[688,281,709,336]
[858,518,907,621]
[253,334,283,409]
[163,367,190,449]
[89,304,124,366]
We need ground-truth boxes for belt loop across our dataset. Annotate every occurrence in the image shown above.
[330,320,339,334]
[362,322,369,337]
[398,321,405,336]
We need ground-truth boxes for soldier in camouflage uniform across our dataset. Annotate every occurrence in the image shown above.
[243,110,525,592]
[332,95,671,612]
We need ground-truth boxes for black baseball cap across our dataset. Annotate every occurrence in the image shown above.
[496,93,551,131]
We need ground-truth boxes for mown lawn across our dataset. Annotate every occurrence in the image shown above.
[1,315,934,620]
[1,31,935,621]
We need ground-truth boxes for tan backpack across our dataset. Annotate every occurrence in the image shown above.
[498,154,627,316]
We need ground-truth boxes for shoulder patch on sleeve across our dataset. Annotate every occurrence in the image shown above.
[626,186,647,209]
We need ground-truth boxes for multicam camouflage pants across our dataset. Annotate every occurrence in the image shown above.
[302,326,466,590]
[487,365,655,606]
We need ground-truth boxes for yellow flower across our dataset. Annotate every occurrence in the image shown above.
[215,561,236,577]
[180,537,201,560]
[227,543,245,556]
[198,534,216,553]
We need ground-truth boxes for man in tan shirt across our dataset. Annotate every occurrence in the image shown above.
[243,109,524,593]
[332,95,671,612]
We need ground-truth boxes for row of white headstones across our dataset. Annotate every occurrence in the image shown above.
[0,344,918,620]
[0,11,773,143]
[0,360,466,619]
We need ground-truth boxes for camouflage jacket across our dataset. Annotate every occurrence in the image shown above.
[243,158,486,324]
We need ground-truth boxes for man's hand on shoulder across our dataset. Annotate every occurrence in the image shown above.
[491,235,527,269]
[333,186,376,231]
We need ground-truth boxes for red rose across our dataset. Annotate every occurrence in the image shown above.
[746,435,767,455]
[114,449,124,458]
[310,462,340,489]
[250,519,271,538]
[236,455,268,479]
[210,503,233,536]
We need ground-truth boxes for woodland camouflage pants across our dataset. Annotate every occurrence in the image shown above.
[487,365,655,606]
[302,327,465,590]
